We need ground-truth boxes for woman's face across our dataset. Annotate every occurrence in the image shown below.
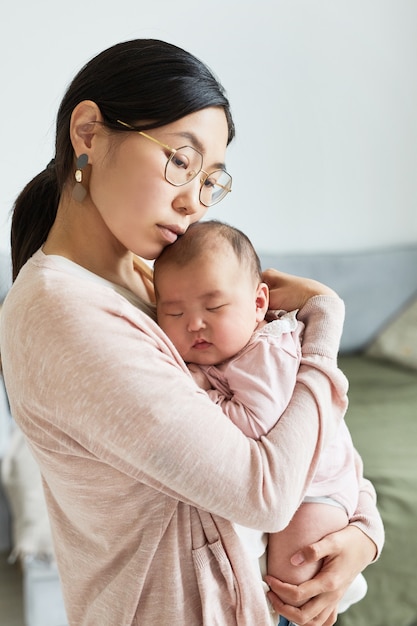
[88,107,230,260]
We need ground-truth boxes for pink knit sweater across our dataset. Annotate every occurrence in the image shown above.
[1,250,384,626]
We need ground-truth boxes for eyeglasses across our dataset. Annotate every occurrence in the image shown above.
[116,120,232,207]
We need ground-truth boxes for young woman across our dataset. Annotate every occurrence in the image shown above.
[0,39,383,626]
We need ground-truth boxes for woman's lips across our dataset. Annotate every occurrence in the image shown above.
[158,225,179,244]
[158,224,185,244]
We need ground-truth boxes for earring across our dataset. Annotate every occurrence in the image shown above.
[72,153,89,202]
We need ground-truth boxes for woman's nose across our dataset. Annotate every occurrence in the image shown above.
[173,178,205,218]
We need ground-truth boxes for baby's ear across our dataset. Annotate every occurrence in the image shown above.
[255,282,269,321]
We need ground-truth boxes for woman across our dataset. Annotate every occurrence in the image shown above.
[0,40,383,626]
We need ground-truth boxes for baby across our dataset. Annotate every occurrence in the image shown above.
[153,219,367,619]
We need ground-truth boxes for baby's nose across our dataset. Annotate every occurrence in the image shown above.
[187,315,206,332]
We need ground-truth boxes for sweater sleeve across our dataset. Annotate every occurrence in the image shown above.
[349,449,385,558]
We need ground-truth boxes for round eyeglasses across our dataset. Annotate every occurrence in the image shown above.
[117,120,232,207]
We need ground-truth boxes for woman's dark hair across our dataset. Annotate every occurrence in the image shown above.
[11,39,235,280]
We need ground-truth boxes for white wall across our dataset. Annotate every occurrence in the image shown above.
[1,0,416,255]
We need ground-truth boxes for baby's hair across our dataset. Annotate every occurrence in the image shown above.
[154,220,262,290]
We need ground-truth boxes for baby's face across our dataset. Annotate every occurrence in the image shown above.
[156,249,268,365]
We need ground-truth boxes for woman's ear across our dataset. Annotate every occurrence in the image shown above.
[69,100,103,160]
[255,282,269,321]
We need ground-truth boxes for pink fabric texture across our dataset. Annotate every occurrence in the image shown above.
[202,314,359,515]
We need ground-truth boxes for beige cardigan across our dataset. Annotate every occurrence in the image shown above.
[1,251,384,625]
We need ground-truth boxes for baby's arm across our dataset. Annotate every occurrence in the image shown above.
[203,328,302,438]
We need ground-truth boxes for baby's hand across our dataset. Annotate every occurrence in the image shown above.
[188,364,212,390]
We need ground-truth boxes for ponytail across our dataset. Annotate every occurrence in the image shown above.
[11,164,60,280]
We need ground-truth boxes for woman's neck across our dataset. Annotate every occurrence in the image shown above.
[43,200,153,302]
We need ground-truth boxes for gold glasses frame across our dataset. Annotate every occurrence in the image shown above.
[116,120,232,207]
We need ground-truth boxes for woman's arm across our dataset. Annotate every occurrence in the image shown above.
[262,269,384,624]
[263,382,384,625]
[6,269,345,531]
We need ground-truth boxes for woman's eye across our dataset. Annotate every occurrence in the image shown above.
[171,152,190,170]
[203,176,216,189]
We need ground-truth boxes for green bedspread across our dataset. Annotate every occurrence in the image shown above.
[337,355,417,626]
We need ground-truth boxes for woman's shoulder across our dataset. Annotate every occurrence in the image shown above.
[4,250,110,312]
[2,249,156,332]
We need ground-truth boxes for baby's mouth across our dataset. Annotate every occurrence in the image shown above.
[192,338,212,350]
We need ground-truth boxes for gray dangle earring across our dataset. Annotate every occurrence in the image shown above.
[72,153,89,202]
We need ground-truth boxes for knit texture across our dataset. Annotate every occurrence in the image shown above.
[1,250,384,625]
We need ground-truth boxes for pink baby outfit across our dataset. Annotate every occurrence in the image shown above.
[201,310,359,516]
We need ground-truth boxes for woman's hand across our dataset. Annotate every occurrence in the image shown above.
[265,525,377,626]
[262,269,337,313]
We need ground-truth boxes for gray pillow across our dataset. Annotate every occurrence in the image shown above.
[259,244,417,353]
[366,295,417,370]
